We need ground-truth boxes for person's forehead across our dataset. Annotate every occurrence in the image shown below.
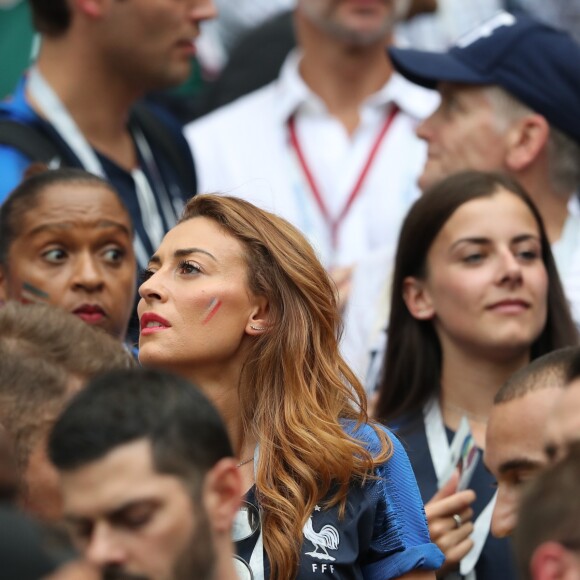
[155,217,247,266]
[432,189,539,250]
[487,389,560,461]
[22,184,132,236]
[61,440,189,517]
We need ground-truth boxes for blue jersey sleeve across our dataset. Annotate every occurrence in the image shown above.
[349,423,444,579]
[0,145,31,202]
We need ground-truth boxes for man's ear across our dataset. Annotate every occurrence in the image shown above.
[246,295,271,336]
[202,458,243,536]
[73,0,108,19]
[505,114,550,172]
[530,541,572,580]
[402,276,434,320]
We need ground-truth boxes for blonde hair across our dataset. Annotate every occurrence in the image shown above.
[181,195,391,578]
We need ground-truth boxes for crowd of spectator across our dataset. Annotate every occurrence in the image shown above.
[2,1,580,579]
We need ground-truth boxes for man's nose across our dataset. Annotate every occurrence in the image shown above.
[491,489,517,538]
[85,524,126,569]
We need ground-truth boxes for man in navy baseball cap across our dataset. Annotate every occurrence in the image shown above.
[389,12,580,196]
[387,10,580,313]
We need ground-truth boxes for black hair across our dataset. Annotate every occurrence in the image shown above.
[375,170,578,422]
[28,0,71,36]
[0,166,131,265]
[495,346,580,404]
[48,369,233,490]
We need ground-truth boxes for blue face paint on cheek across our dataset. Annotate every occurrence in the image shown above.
[20,282,50,304]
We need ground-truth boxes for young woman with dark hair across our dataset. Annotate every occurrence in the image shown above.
[375,170,578,579]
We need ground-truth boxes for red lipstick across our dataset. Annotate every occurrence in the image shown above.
[140,312,171,336]
[72,304,106,324]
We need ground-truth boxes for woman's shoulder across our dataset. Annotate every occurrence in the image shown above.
[340,418,405,461]
[340,422,445,576]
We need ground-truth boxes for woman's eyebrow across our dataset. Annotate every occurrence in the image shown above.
[147,247,218,269]
[449,237,490,251]
[173,247,217,262]
[449,233,540,252]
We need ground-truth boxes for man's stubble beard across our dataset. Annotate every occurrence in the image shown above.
[101,506,216,580]
[301,0,410,47]
[172,504,216,580]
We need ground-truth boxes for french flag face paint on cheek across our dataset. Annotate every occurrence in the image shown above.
[21,282,50,304]
[202,297,222,325]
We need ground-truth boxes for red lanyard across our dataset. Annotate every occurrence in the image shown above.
[288,104,399,250]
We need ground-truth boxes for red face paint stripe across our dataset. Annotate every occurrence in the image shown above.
[202,298,222,325]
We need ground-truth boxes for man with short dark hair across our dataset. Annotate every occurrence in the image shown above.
[49,368,242,580]
[0,0,215,269]
[513,446,580,580]
[484,347,579,539]
[0,301,134,521]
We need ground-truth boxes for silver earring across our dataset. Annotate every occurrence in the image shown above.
[250,324,266,331]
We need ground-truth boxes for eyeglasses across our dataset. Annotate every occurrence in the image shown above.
[232,501,261,580]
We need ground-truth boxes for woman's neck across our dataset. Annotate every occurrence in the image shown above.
[438,344,530,447]
[183,366,257,461]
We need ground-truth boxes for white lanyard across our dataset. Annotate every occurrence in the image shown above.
[423,399,497,579]
[248,445,265,580]
[27,67,173,267]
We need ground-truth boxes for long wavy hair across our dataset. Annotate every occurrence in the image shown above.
[180,194,391,578]
[375,171,578,423]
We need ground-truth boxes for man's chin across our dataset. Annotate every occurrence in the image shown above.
[418,168,444,193]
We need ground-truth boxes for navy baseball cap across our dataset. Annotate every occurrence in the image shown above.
[389,12,580,144]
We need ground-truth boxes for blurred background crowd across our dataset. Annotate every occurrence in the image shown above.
[2,1,580,579]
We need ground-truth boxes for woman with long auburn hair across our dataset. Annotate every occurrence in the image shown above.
[138,194,443,579]
[374,171,578,580]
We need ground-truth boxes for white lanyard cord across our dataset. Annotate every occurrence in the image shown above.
[248,445,265,580]
[423,399,496,579]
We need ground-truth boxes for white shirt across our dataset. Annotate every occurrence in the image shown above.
[186,50,438,270]
[553,196,580,329]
